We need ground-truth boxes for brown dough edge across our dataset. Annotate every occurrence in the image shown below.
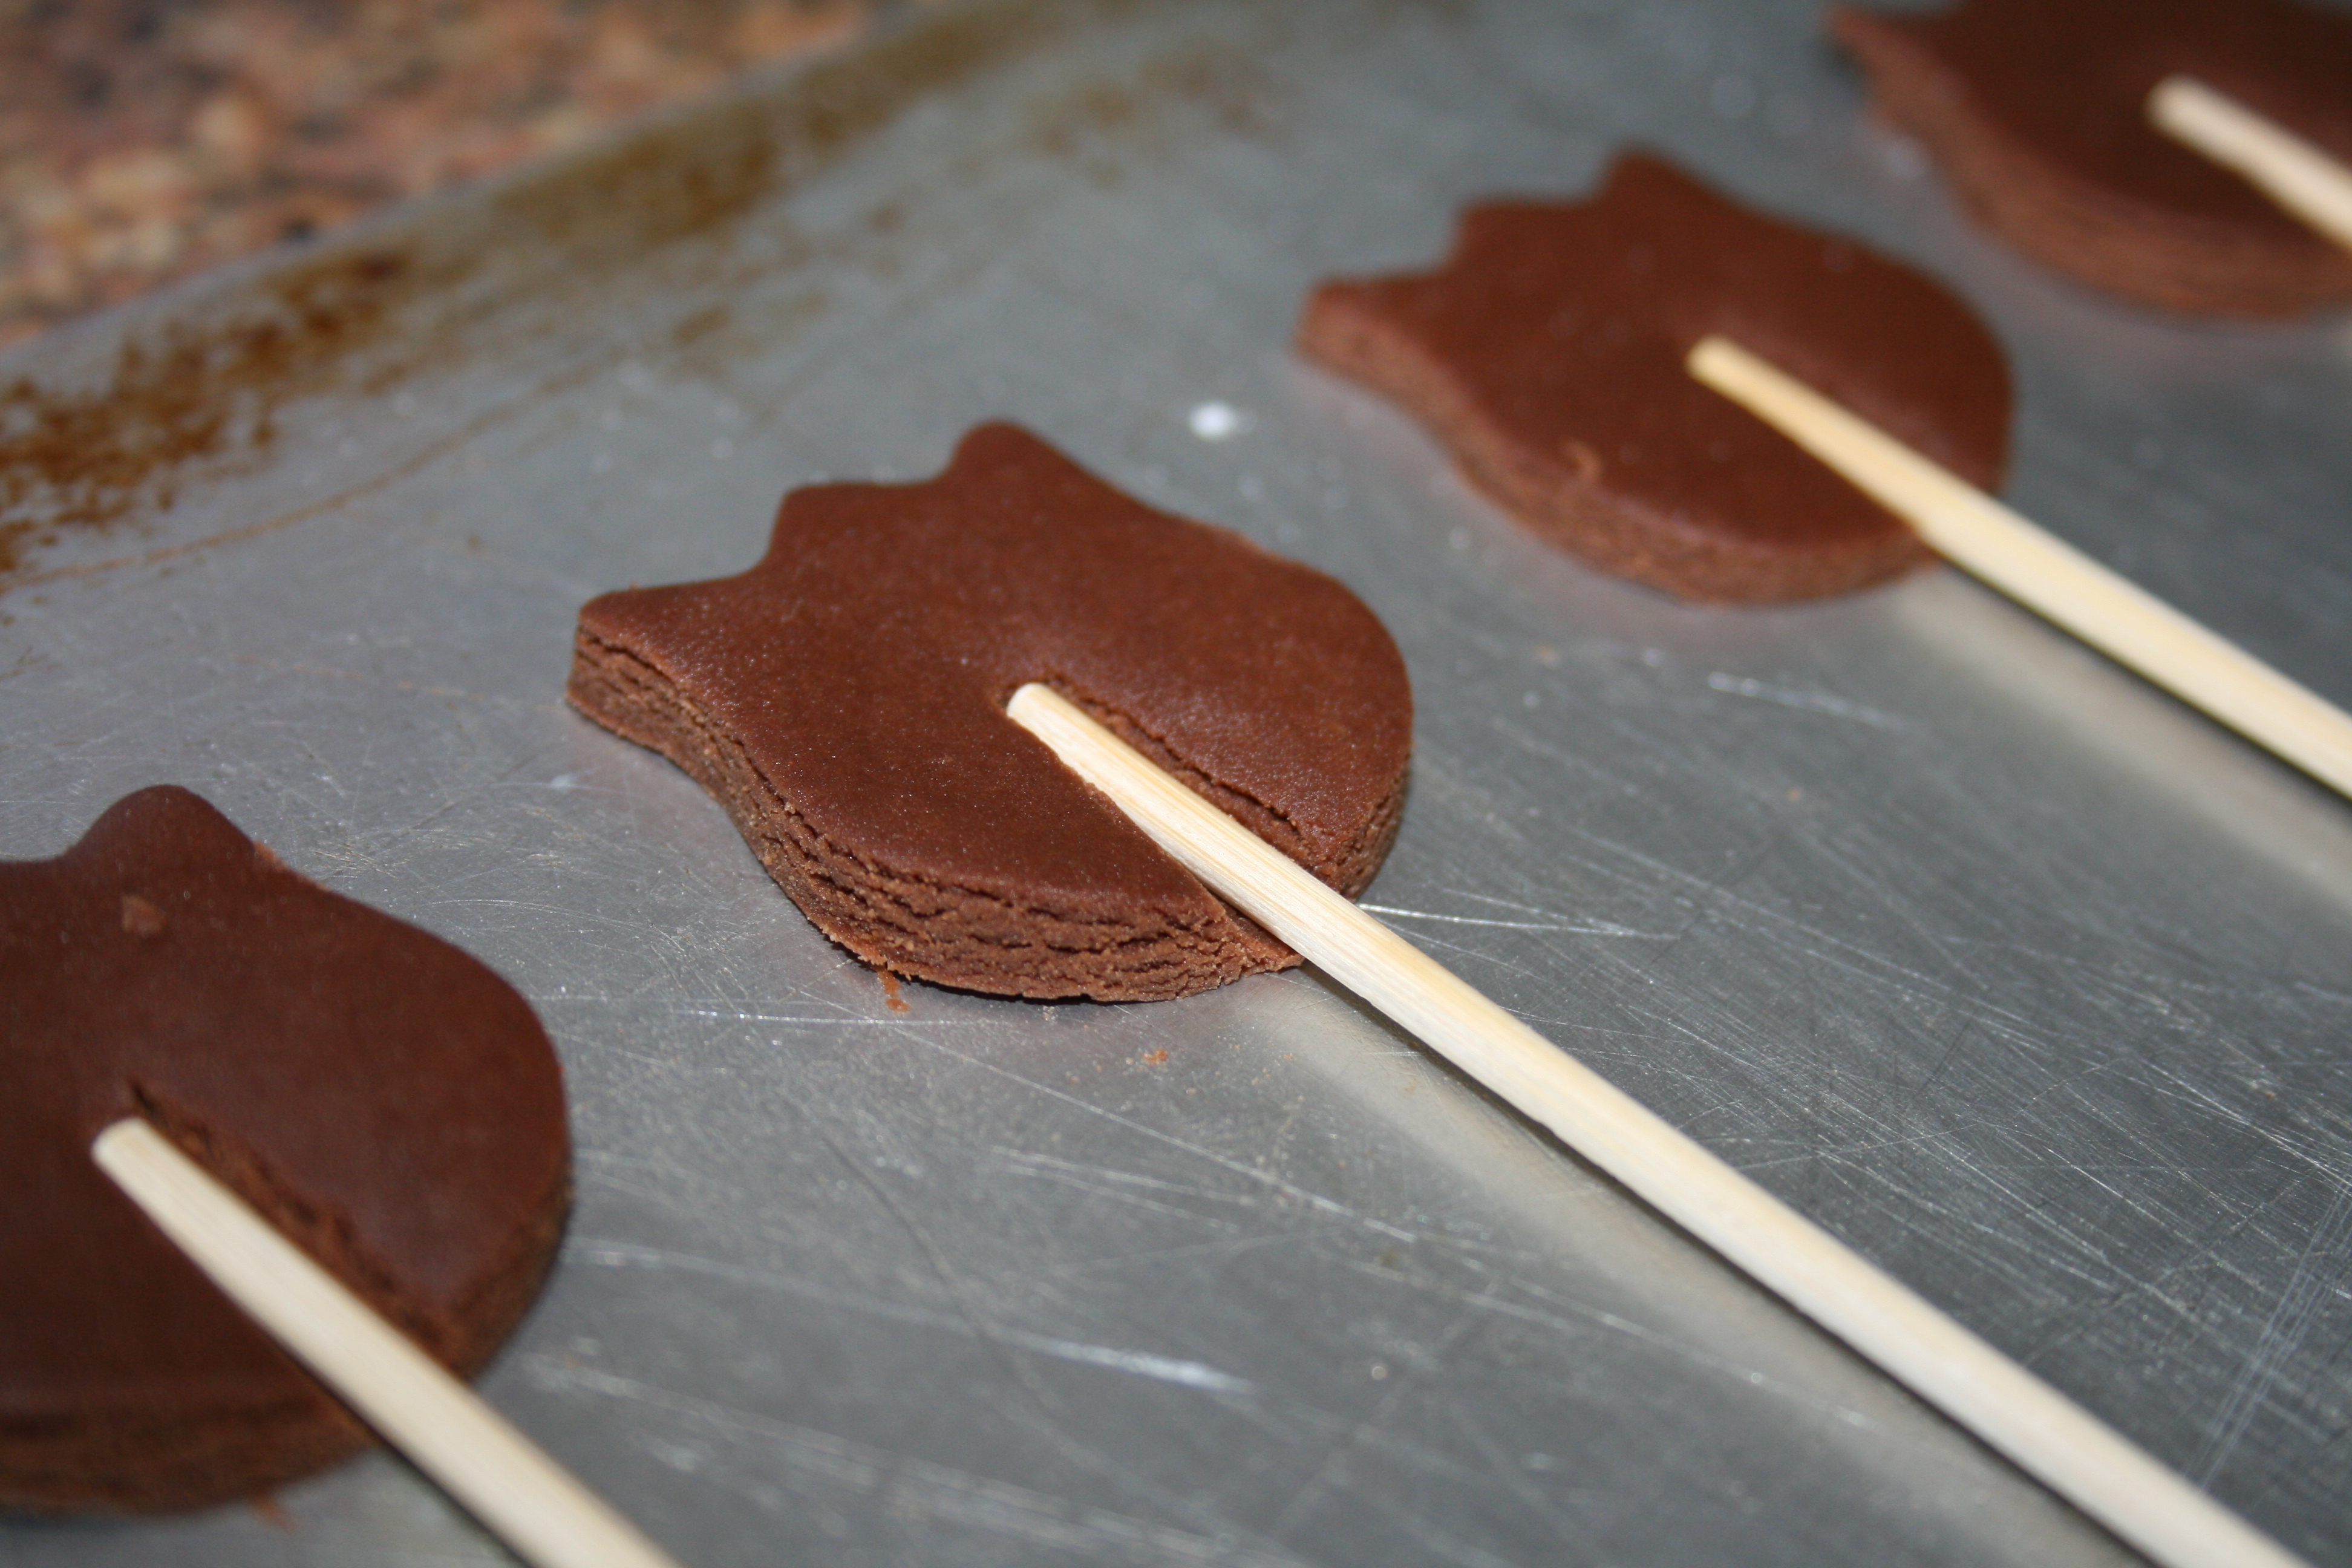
[1,1091,570,1514]
[1296,288,1939,604]
[566,627,1407,1003]
[1831,9,2352,319]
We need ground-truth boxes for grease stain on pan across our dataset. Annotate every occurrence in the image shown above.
[0,0,1131,593]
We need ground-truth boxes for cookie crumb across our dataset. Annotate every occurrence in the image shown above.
[120,893,166,937]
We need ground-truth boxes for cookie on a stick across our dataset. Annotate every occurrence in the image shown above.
[1302,152,2352,802]
[1832,0,2352,316]
[1298,152,2013,603]
[2,787,674,1567]
[568,421,1413,1003]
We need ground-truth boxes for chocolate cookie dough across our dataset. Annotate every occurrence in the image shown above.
[1298,152,2011,603]
[1,786,570,1513]
[567,422,1413,1002]
[1833,0,2352,317]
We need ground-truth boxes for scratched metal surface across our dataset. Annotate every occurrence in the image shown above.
[5,0,2351,1563]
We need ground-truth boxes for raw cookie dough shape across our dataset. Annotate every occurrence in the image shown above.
[567,422,1413,1003]
[1832,0,2352,318]
[1298,152,2013,603]
[1,786,570,1513]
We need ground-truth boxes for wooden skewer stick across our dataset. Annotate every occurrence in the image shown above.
[1688,334,2352,803]
[2150,75,2352,253]
[1007,681,2305,1568]
[92,1118,682,1568]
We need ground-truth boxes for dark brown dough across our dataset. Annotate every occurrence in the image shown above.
[1,786,570,1513]
[567,422,1413,1003]
[1833,0,2352,317]
[1298,152,2013,603]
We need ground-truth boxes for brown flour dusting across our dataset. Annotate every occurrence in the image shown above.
[0,246,417,577]
[0,0,1145,595]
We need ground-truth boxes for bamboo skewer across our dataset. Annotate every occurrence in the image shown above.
[1006,681,2304,1568]
[1687,334,2352,802]
[92,1118,682,1568]
[2149,76,2352,254]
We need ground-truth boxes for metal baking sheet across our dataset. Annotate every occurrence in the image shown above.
[7,1,2351,1563]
